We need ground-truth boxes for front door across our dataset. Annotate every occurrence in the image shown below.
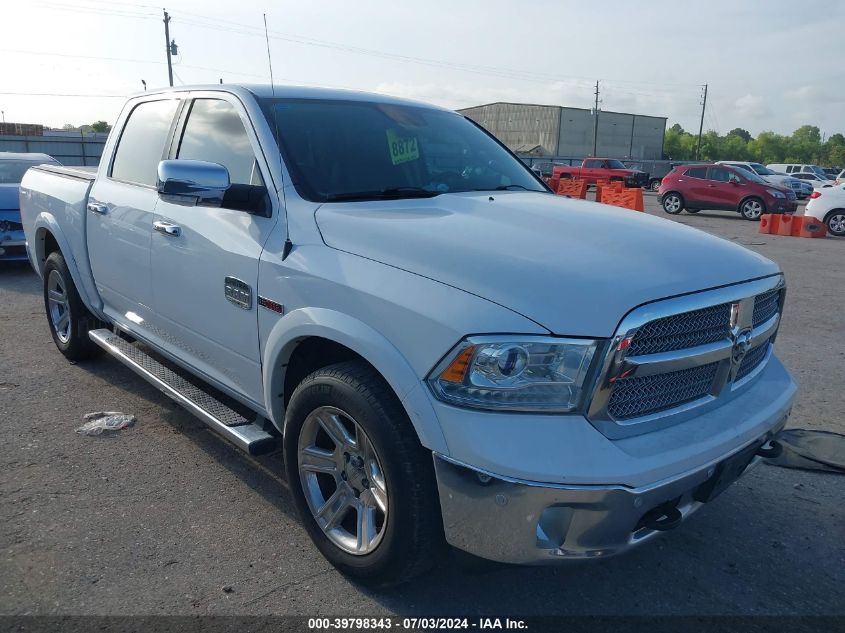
[87,97,181,327]
[148,95,278,405]
[706,167,743,209]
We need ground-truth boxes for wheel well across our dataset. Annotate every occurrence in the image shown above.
[283,337,370,406]
[38,230,61,272]
[738,195,764,211]
[823,208,845,222]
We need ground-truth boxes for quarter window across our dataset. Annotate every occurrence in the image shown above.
[177,99,263,186]
[111,99,179,186]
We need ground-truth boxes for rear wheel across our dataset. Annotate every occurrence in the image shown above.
[43,252,103,361]
[649,179,661,192]
[686,208,700,214]
[284,361,442,586]
[662,192,684,214]
[826,210,845,236]
[740,197,765,221]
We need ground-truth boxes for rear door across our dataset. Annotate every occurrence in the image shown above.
[87,97,181,326]
[148,94,278,405]
[682,166,710,208]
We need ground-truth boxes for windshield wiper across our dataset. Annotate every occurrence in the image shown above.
[473,184,536,192]
[324,187,440,202]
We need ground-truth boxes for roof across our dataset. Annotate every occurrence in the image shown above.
[0,152,57,162]
[136,83,453,112]
[457,101,668,120]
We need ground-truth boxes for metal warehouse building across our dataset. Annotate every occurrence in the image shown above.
[458,102,667,160]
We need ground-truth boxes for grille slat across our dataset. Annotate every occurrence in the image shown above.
[752,289,780,327]
[736,340,771,381]
[628,303,731,355]
[607,362,719,420]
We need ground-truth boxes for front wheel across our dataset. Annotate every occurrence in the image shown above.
[826,210,845,236]
[662,192,684,214]
[284,361,442,586]
[686,208,700,214]
[740,197,765,221]
[43,252,103,361]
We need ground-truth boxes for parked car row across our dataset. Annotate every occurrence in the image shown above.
[768,163,837,187]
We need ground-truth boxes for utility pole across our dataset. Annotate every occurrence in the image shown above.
[163,9,174,87]
[592,80,600,156]
[696,83,708,160]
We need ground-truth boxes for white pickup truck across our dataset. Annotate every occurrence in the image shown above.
[20,85,796,585]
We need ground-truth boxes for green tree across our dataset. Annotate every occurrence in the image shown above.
[727,128,752,143]
[91,120,111,133]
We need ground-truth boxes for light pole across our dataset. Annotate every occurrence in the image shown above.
[1,111,5,123]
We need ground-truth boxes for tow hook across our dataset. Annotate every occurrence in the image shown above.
[756,440,783,459]
[639,503,683,532]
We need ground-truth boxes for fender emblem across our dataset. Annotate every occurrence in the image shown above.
[258,296,284,314]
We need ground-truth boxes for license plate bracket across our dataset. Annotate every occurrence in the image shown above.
[693,441,763,503]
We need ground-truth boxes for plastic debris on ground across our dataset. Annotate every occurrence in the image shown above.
[765,429,845,473]
[75,411,136,436]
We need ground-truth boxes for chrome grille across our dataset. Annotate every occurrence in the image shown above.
[627,303,731,355]
[607,362,719,420]
[736,340,771,381]
[752,290,780,327]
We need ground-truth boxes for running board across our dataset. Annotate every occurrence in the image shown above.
[88,329,278,456]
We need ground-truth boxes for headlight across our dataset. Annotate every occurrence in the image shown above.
[427,336,599,412]
[766,189,785,199]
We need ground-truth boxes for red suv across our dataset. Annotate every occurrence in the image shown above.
[658,164,797,220]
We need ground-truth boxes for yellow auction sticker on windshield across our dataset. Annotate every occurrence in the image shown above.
[386,128,419,165]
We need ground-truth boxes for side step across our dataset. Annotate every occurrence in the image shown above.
[89,329,278,456]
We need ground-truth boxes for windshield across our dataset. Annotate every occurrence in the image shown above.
[734,167,767,184]
[606,159,626,169]
[260,98,547,202]
[0,160,52,184]
[749,163,774,176]
[810,166,828,178]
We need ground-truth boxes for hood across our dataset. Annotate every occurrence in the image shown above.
[315,192,780,336]
[0,184,20,211]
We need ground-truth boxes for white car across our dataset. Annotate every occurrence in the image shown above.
[767,163,835,186]
[791,172,836,188]
[717,161,807,199]
[805,183,845,236]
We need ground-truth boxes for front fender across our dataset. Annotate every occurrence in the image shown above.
[261,307,448,454]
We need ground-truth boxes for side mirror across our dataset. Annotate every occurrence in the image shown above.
[157,160,230,207]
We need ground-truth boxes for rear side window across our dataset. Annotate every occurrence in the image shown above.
[177,99,263,186]
[111,99,179,186]
[684,167,707,179]
[584,159,603,168]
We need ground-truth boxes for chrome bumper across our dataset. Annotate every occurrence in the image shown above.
[433,417,788,564]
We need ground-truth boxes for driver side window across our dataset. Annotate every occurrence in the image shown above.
[177,99,264,187]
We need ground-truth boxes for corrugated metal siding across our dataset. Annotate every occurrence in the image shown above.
[461,102,667,160]
[0,134,107,166]
[461,103,561,156]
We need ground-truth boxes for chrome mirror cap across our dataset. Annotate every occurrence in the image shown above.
[156,159,230,207]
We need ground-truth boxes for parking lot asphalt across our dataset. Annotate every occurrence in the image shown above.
[1,193,843,617]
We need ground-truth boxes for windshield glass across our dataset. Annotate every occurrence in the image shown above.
[0,160,51,184]
[260,98,546,201]
[606,159,626,169]
[735,167,767,184]
[749,163,774,176]
[810,166,828,178]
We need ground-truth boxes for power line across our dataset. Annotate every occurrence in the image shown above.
[0,92,126,98]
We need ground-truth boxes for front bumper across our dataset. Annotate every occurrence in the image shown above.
[0,232,27,261]
[434,418,787,564]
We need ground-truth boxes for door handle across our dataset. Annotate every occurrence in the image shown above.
[87,201,108,214]
[153,220,181,237]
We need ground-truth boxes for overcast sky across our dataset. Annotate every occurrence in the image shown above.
[1,0,842,137]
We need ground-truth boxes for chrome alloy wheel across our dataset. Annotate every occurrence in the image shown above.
[742,199,764,219]
[663,194,682,213]
[297,406,388,555]
[828,212,845,235]
[47,269,71,344]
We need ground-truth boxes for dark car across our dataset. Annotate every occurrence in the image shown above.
[0,153,61,261]
[658,163,797,221]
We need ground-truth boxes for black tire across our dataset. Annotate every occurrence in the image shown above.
[825,209,845,237]
[42,251,103,361]
[649,179,661,192]
[662,192,684,214]
[284,360,442,586]
[740,197,766,221]
[686,208,700,214]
